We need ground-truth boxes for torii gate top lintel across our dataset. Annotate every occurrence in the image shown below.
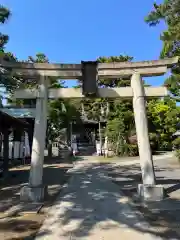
[7,56,178,100]
[0,56,178,78]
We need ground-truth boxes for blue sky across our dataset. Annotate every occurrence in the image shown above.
[1,0,167,87]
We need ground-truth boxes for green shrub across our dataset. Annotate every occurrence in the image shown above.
[172,137,180,150]
[117,143,138,157]
[175,149,180,161]
[127,144,139,156]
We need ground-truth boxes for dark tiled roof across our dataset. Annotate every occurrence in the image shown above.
[0,110,29,129]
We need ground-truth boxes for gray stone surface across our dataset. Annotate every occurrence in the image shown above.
[35,161,163,239]
[138,184,164,201]
[0,203,42,218]
[20,185,48,202]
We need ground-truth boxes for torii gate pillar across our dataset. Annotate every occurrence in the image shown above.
[131,73,164,201]
[21,76,48,202]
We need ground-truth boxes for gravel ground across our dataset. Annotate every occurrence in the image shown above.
[1,153,179,239]
[106,157,180,239]
[0,161,73,240]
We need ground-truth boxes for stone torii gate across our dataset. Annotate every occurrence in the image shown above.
[1,57,178,202]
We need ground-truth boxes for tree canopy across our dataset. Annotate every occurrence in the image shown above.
[0,4,10,49]
[0,4,24,102]
[145,0,180,101]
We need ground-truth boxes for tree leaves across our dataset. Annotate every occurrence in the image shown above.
[0,5,11,24]
[146,0,180,100]
[147,98,180,150]
[0,5,11,49]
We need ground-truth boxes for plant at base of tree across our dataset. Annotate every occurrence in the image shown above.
[172,136,180,150]
[175,150,180,162]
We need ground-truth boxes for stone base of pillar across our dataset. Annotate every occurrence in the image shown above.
[20,185,48,202]
[138,184,165,201]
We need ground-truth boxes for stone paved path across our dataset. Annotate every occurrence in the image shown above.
[35,161,164,240]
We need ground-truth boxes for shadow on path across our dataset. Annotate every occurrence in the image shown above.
[0,162,73,240]
[36,162,180,239]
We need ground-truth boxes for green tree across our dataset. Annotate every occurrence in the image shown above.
[48,99,82,141]
[105,100,137,156]
[147,97,180,151]
[145,0,180,158]
[0,5,25,103]
[145,0,180,100]
[0,4,11,49]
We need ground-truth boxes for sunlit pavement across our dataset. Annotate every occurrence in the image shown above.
[35,160,165,240]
